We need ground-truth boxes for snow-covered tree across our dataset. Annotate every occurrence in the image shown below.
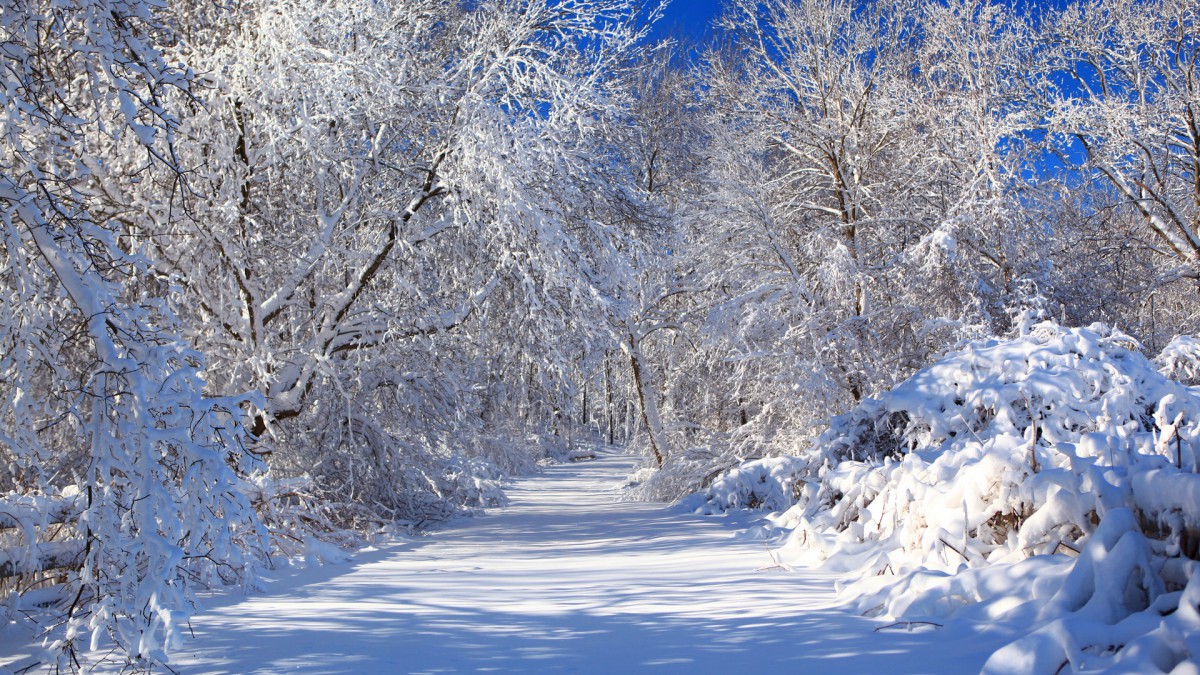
[626,0,1046,485]
[1044,0,1200,273]
[1034,0,1200,346]
[85,0,663,522]
[1,0,265,668]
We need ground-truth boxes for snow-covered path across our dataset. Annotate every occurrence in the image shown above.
[73,448,999,673]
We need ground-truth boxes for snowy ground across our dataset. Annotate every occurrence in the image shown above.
[3,447,1013,674]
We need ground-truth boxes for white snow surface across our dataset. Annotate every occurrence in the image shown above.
[4,448,1009,674]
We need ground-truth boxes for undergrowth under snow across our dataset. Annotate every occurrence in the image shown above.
[689,322,1200,673]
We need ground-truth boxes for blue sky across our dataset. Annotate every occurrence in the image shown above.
[655,0,724,38]
[652,0,1070,39]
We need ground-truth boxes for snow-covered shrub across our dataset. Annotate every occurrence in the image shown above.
[244,475,364,564]
[273,392,511,532]
[699,322,1200,672]
[1158,335,1200,386]
[628,442,740,502]
[436,454,508,511]
[677,454,806,513]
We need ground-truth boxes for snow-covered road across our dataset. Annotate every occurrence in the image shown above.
[40,447,1005,673]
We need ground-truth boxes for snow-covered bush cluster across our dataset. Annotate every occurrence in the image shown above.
[697,322,1200,671]
[670,454,806,512]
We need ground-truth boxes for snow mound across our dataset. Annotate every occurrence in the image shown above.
[680,455,805,513]
[700,322,1200,672]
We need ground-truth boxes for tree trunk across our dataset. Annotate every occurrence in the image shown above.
[605,352,615,445]
[624,335,666,468]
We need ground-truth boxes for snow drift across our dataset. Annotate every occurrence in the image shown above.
[695,322,1200,673]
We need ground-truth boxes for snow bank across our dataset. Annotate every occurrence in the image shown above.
[698,322,1200,672]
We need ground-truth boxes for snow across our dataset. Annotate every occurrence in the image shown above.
[4,448,1006,673]
[692,322,1200,673]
